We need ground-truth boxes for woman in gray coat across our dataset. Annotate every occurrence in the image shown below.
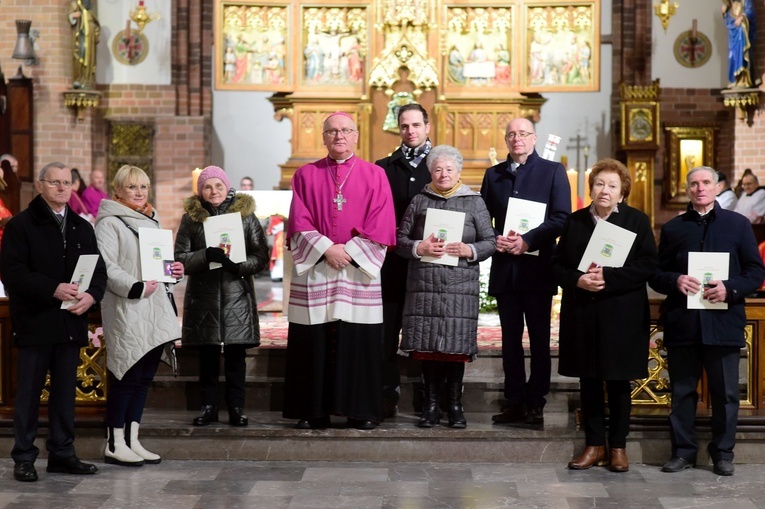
[174,166,269,427]
[397,145,496,428]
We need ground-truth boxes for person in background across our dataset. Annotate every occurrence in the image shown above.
[240,176,254,190]
[0,154,18,174]
[552,158,658,473]
[734,172,765,223]
[375,102,433,417]
[175,166,269,428]
[81,168,109,216]
[652,166,765,476]
[716,171,738,210]
[68,168,92,222]
[396,145,495,428]
[95,165,184,467]
[1,162,107,482]
[481,117,571,426]
[0,163,14,245]
[282,112,396,430]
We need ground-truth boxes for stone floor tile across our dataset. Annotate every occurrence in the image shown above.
[161,479,256,495]
[471,464,558,483]
[302,467,390,482]
[288,494,382,508]
[515,480,609,498]
[659,497,758,508]
[196,494,292,509]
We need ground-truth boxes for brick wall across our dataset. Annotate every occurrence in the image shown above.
[653,88,735,227]
[0,1,213,235]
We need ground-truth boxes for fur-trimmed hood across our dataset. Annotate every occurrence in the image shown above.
[182,192,256,223]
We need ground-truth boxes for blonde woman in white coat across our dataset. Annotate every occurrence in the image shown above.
[95,165,183,467]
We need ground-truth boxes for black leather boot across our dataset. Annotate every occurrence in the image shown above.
[228,407,249,427]
[446,382,467,428]
[418,361,441,428]
[193,405,219,426]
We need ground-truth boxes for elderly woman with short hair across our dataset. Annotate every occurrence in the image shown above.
[551,158,658,472]
[396,145,496,428]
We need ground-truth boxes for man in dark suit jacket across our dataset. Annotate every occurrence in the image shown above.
[1,162,107,482]
[651,166,765,477]
[375,103,432,417]
[480,117,571,425]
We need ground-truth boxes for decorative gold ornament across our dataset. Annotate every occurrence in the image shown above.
[654,0,678,32]
[722,87,762,122]
[130,0,159,33]
[63,89,101,123]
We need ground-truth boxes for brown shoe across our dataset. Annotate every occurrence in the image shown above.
[608,448,629,472]
[568,445,608,470]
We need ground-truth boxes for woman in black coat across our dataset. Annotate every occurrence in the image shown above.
[551,158,658,473]
[175,166,269,427]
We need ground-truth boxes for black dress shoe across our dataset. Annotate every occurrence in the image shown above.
[347,418,377,430]
[228,407,249,427]
[295,416,330,429]
[713,459,735,476]
[47,456,98,475]
[13,461,37,482]
[492,404,526,424]
[525,406,544,425]
[661,457,694,473]
[193,405,219,426]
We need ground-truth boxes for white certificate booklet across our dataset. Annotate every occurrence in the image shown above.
[203,213,247,269]
[422,208,465,267]
[504,198,547,256]
[577,220,637,272]
[687,251,729,310]
[138,227,176,283]
[61,254,99,309]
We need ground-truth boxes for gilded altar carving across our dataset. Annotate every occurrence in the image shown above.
[444,7,513,88]
[41,323,107,404]
[302,7,368,87]
[217,3,291,90]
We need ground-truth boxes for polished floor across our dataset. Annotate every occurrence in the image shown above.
[0,458,764,508]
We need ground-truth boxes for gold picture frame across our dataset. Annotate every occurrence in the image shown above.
[214,0,292,91]
[521,1,600,92]
[621,101,660,150]
[664,126,716,208]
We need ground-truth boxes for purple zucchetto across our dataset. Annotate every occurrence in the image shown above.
[197,165,231,195]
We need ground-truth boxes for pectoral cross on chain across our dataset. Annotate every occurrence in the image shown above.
[333,192,347,211]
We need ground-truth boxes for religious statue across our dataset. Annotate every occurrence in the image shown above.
[722,0,755,88]
[68,0,101,90]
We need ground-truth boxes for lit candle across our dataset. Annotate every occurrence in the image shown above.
[192,167,202,195]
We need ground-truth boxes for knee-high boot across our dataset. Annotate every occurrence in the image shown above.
[445,362,467,428]
[418,361,442,428]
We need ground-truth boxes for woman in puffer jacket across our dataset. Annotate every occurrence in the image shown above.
[174,166,269,427]
[95,165,184,467]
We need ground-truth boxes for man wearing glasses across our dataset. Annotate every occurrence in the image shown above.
[480,117,571,425]
[283,112,396,430]
[1,162,107,482]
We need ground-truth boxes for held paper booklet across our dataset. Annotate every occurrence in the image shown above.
[576,220,637,272]
[504,197,546,256]
[422,208,465,267]
[61,254,99,310]
[138,227,177,284]
[687,251,729,310]
[203,213,247,269]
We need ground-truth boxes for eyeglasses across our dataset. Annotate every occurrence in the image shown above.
[505,131,535,140]
[323,128,357,138]
[125,184,150,192]
[39,179,73,188]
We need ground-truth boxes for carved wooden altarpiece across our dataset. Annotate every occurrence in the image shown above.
[214,0,600,188]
